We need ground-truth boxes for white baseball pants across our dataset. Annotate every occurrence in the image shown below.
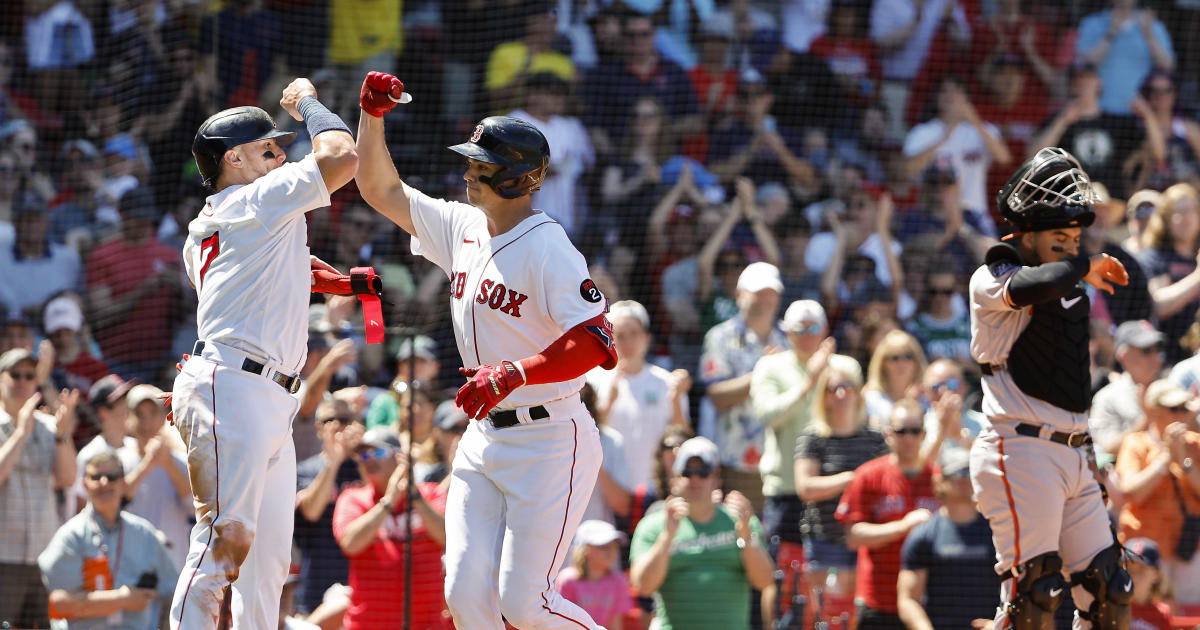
[443,398,605,630]
[168,354,299,629]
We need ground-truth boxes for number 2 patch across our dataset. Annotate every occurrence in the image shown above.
[580,279,602,303]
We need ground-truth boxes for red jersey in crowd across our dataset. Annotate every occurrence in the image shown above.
[835,455,938,613]
[332,481,452,630]
[85,237,180,364]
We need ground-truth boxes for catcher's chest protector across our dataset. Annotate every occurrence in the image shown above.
[1006,287,1092,413]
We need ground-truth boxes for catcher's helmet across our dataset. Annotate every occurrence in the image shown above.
[192,106,296,188]
[448,116,549,199]
[997,147,1098,233]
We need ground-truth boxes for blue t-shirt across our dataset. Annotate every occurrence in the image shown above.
[293,454,362,613]
[900,513,1000,629]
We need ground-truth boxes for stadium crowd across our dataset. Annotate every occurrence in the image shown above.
[3,0,1200,627]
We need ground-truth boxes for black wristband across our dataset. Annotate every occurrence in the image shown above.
[298,95,351,138]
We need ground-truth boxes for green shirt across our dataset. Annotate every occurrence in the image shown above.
[629,504,763,630]
[365,392,400,430]
[750,351,818,497]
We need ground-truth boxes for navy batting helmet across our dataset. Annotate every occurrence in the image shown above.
[997,147,1098,233]
[192,106,296,188]
[448,116,549,199]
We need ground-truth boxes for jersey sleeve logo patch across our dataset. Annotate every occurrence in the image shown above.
[580,279,603,303]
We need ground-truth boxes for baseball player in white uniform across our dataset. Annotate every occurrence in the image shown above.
[354,71,619,630]
[968,148,1132,630]
[168,79,358,629]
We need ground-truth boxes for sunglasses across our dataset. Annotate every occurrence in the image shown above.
[320,416,353,425]
[928,287,955,296]
[1133,203,1157,219]
[356,447,393,463]
[680,464,714,478]
[627,29,654,38]
[887,353,916,362]
[931,377,962,393]
[86,472,123,482]
[1166,404,1191,414]
[8,371,36,381]
[826,382,853,394]
[891,426,925,436]
[791,324,824,335]
[1148,85,1175,95]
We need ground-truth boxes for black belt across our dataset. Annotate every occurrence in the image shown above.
[488,405,549,429]
[1015,423,1092,447]
[192,341,302,394]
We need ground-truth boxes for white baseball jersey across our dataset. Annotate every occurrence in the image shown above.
[408,189,605,408]
[968,262,1086,433]
[182,155,330,372]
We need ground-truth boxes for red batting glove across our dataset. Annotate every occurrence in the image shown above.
[455,361,525,420]
[360,71,405,118]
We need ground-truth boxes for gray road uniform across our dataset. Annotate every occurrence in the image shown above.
[967,148,1133,630]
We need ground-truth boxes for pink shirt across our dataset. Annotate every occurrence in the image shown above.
[554,567,634,627]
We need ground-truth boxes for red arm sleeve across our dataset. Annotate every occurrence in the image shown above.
[516,314,619,385]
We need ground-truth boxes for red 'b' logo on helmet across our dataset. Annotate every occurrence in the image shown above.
[470,125,484,143]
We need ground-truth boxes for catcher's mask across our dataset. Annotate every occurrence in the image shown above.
[448,116,550,199]
[997,147,1098,233]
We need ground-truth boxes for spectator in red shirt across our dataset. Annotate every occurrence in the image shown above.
[810,0,881,110]
[332,427,451,630]
[836,397,939,630]
[84,188,181,384]
[41,293,108,394]
[685,18,739,162]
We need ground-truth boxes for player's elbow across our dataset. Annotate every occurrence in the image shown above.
[318,144,359,190]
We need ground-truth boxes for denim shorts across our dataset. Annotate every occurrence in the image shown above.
[803,536,857,570]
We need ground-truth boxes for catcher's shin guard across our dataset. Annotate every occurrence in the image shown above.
[1073,544,1132,630]
[1004,552,1068,630]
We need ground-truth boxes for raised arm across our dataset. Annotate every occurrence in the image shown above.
[279,78,358,193]
[354,72,419,236]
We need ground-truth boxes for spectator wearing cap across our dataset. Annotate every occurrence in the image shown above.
[749,301,835,550]
[554,519,634,629]
[810,0,881,111]
[37,450,178,629]
[1124,189,1163,256]
[99,134,144,205]
[629,436,774,630]
[1124,537,1174,629]
[118,383,192,568]
[698,261,787,512]
[428,400,469,490]
[484,3,575,115]
[71,374,137,512]
[707,68,816,189]
[579,13,700,157]
[367,335,440,430]
[43,293,109,394]
[85,187,181,384]
[836,399,939,629]
[0,347,78,628]
[896,449,999,630]
[1076,0,1174,116]
[895,162,992,280]
[1091,320,1167,460]
[1028,65,1160,201]
[0,120,55,201]
[332,427,452,630]
[805,188,903,303]
[294,397,365,615]
[685,18,738,162]
[0,190,83,323]
[902,75,1011,239]
[48,138,108,248]
[510,72,596,239]
[919,358,988,463]
[588,300,690,492]
[1116,379,1200,602]
[1137,183,1200,364]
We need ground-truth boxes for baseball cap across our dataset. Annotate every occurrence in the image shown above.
[434,399,469,431]
[88,374,137,408]
[1126,537,1160,569]
[574,519,628,548]
[118,188,160,222]
[356,427,402,452]
[0,348,34,374]
[43,295,84,335]
[397,335,437,362]
[1114,320,1166,350]
[608,300,650,330]
[672,436,719,475]
[781,300,827,332]
[700,14,734,40]
[13,190,47,218]
[736,262,783,293]
[61,138,99,160]
[103,134,138,161]
[1144,379,1191,409]
[127,383,165,410]
[937,449,971,478]
[1127,189,1163,220]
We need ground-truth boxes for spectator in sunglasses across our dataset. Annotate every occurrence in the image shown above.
[1116,380,1200,604]
[906,267,972,364]
[836,399,940,629]
[1124,189,1163,256]
[630,436,774,630]
[293,398,364,614]
[333,427,451,629]
[863,330,928,429]
[1091,320,1167,463]
[920,359,988,463]
[0,347,78,628]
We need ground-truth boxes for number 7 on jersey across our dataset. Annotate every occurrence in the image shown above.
[198,232,220,288]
